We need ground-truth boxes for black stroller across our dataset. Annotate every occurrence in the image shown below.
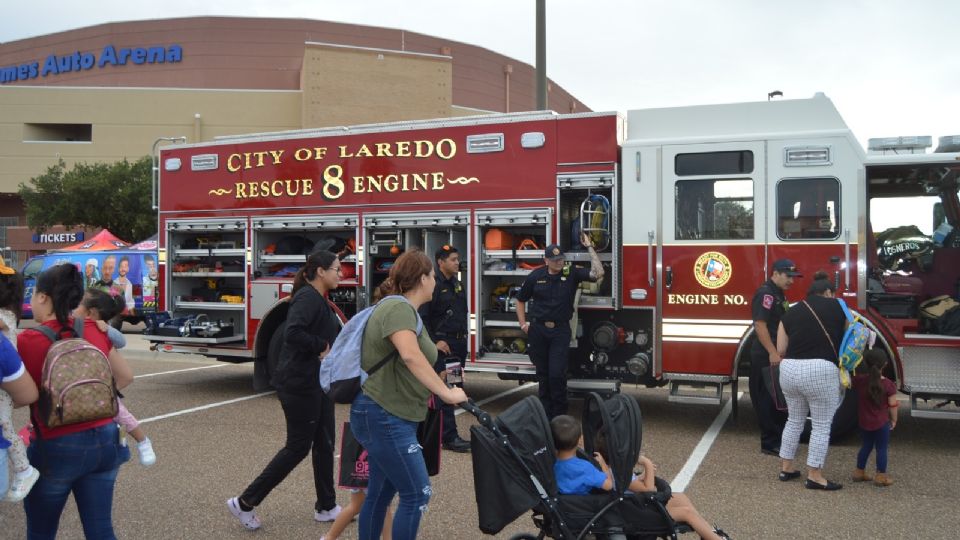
[461,393,694,540]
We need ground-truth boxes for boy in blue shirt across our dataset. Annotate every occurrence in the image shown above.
[551,414,613,495]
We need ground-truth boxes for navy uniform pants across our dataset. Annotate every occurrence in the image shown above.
[749,350,787,452]
[527,322,571,419]
[433,339,467,443]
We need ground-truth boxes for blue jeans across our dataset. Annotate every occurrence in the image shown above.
[350,393,431,540]
[857,422,891,473]
[25,423,130,540]
[0,447,8,495]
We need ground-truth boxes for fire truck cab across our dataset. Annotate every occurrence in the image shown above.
[150,93,960,421]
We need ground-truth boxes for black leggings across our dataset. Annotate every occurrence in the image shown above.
[241,390,337,512]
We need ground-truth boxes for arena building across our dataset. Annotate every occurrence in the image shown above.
[0,16,589,263]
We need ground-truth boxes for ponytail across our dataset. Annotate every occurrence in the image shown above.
[36,263,84,327]
[863,348,888,407]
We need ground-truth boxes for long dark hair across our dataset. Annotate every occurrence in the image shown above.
[35,263,84,327]
[863,348,889,407]
[384,249,432,295]
[0,271,24,320]
[292,250,338,294]
[82,288,126,323]
[807,270,836,297]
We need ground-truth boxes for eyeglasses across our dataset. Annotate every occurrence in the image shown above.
[329,266,342,274]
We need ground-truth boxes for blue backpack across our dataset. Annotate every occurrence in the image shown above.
[837,299,871,388]
[319,295,423,404]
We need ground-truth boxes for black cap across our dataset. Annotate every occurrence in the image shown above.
[772,259,802,277]
[544,244,564,260]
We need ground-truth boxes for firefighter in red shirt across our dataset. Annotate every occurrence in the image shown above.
[749,259,800,455]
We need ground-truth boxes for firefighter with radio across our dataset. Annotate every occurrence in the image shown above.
[516,232,603,419]
[419,244,471,453]
[750,259,801,456]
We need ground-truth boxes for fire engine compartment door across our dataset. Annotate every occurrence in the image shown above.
[659,141,765,377]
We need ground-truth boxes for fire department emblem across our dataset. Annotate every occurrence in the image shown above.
[694,251,732,289]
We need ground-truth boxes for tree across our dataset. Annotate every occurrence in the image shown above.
[18,156,155,242]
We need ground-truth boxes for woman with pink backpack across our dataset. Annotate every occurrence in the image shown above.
[16,263,134,539]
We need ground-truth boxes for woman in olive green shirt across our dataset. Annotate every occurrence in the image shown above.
[350,249,468,540]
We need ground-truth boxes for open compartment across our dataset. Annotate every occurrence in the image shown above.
[475,208,551,363]
[556,172,619,307]
[251,214,359,318]
[160,218,248,344]
[362,211,470,336]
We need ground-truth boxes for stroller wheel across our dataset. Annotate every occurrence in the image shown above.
[508,534,539,540]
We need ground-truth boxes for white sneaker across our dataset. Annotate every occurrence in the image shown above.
[314,504,342,522]
[227,497,261,530]
[137,437,156,467]
[5,466,40,502]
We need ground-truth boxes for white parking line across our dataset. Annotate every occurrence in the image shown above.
[670,391,743,492]
[134,364,228,379]
[139,391,275,424]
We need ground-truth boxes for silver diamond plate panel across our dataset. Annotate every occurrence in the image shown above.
[900,346,960,393]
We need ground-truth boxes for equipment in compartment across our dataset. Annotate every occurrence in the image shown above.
[189,315,235,338]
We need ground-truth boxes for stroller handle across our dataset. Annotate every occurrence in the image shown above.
[459,399,494,428]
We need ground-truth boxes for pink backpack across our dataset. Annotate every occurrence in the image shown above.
[34,318,118,429]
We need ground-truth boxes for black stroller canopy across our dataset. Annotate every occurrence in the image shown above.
[471,395,556,535]
[582,392,643,495]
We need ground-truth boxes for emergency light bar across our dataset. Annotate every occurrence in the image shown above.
[784,146,831,166]
[868,136,932,154]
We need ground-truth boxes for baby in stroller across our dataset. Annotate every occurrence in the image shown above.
[466,392,731,540]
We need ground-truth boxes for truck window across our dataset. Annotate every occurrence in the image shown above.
[22,258,43,279]
[777,177,841,240]
[675,151,754,176]
[675,178,754,240]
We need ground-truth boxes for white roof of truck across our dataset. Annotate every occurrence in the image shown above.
[624,93,853,145]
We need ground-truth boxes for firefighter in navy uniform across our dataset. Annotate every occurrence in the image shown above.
[750,259,801,455]
[419,245,471,453]
[516,232,604,419]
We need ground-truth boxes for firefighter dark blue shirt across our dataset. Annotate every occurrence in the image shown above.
[516,264,594,323]
[750,279,788,355]
[419,269,468,342]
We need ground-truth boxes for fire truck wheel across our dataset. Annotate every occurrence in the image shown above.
[266,321,288,390]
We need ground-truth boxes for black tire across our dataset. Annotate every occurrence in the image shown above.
[508,535,539,540]
[265,321,287,390]
[830,388,859,442]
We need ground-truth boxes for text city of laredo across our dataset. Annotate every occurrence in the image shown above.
[221,138,476,200]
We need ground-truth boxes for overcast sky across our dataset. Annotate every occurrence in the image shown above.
[3,0,958,148]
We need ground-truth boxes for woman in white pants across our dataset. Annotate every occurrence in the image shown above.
[775,271,847,490]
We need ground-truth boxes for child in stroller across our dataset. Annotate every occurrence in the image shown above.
[593,427,729,540]
[464,392,731,540]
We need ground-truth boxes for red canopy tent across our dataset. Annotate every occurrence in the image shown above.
[56,229,131,252]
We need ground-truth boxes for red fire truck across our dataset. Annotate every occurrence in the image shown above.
[150,93,960,421]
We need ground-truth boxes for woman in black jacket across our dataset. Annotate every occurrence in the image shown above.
[775,271,847,491]
[227,250,343,529]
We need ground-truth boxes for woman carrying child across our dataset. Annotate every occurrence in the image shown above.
[851,348,898,486]
[18,262,134,539]
[0,256,41,502]
[75,288,156,466]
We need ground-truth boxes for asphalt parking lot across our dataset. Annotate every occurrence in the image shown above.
[1,331,959,539]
